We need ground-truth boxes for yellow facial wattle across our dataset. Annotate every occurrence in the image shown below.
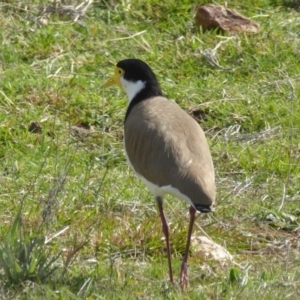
[101,66,124,89]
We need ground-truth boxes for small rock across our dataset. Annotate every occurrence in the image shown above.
[193,235,233,262]
[28,122,42,134]
[70,125,92,138]
[37,17,48,26]
[195,5,260,34]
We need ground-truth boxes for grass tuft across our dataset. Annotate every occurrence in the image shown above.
[0,206,60,286]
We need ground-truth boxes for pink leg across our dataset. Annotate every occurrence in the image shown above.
[180,206,196,289]
[156,196,173,284]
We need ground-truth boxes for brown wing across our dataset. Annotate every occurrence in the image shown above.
[124,96,215,207]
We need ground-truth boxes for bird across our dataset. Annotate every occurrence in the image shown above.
[101,58,215,289]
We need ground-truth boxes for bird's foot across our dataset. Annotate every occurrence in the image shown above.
[179,262,189,290]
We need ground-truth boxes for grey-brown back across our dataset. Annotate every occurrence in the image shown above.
[124,96,215,207]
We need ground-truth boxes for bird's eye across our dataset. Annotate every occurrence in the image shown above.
[119,70,122,74]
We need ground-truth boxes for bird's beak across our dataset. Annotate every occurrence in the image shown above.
[101,76,117,88]
[101,67,122,89]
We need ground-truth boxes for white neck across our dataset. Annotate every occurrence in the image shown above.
[120,77,146,103]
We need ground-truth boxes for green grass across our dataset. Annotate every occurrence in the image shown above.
[0,0,300,298]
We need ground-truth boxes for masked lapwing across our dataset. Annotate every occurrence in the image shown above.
[101,58,215,289]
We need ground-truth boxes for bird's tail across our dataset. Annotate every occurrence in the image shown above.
[194,204,214,213]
